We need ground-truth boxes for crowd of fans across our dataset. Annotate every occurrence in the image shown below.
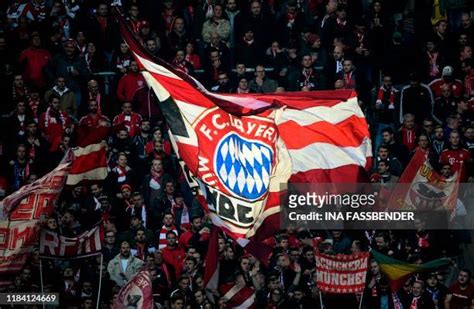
[0,0,474,308]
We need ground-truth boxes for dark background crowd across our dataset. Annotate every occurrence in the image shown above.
[0,0,474,308]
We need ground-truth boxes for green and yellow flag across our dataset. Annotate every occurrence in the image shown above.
[371,250,450,291]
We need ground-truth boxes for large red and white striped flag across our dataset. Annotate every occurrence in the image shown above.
[118,12,372,243]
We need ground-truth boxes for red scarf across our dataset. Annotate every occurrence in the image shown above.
[88,91,102,114]
[151,168,163,182]
[135,243,147,260]
[97,16,107,32]
[344,72,355,89]
[401,127,417,151]
[410,296,420,309]
[44,107,66,129]
[428,52,440,77]
[302,68,314,87]
[28,98,39,119]
[115,165,130,183]
[376,86,396,109]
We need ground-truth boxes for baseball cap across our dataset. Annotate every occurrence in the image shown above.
[442,66,453,76]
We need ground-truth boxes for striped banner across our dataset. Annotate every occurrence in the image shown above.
[117,10,372,243]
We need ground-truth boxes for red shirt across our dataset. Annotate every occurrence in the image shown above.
[429,78,464,98]
[447,283,474,309]
[440,148,471,181]
[116,72,146,102]
[400,127,417,152]
[18,47,51,88]
[161,245,185,279]
[79,113,110,128]
[38,109,72,151]
[113,112,142,137]
[178,230,210,250]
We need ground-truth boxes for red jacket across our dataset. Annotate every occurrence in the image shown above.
[38,109,72,151]
[399,127,417,152]
[116,72,145,102]
[113,112,142,137]
[429,78,464,98]
[79,113,110,128]
[18,47,51,88]
[161,245,186,279]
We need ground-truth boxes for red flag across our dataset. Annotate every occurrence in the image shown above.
[117,11,372,244]
[204,227,220,302]
[75,125,111,148]
[388,149,460,214]
[66,143,108,186]
[315,251,369,294]
[113,269,153,309]
[0,163,70,289]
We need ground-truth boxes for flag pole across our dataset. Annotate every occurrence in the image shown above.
[96,254,103,309]
[39,257,45,309]
[358,292,364,309]
[319,290,324,308]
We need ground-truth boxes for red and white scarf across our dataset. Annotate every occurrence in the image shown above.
[149,168,163,190]
[44,107,66,129]
[158,224,178,250]
[114,165,131,183]
[410,296,420,309]
[376,86,396,109]
[171,198,190,231]
[427,52,440,77]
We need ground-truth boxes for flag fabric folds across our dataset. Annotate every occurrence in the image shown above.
[113,269,153,309]
[0,163,70,290]
[0,140,108,289]
[388,149,460,214]
[39,223,104,258]
[219,282,256,308]
[117,11,372,243]
[66,143,108,186]
[371,250,450,291]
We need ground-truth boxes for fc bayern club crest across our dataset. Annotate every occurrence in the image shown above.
[215,133,273,200]
[194,108,278,201]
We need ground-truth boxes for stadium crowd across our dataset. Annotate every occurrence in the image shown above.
[0,0,474,308]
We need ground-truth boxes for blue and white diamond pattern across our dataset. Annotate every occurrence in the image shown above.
[215,133,273,200]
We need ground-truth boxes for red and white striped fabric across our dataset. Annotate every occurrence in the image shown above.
[219,283,256,308]
[158,225,178,250]
[66,143,108,186]
[118,13,372,243]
